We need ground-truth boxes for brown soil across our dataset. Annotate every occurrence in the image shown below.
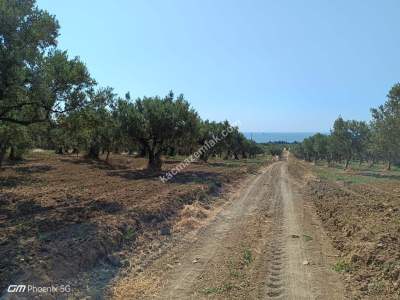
[110,154,344,299]
[302,161,400,299]
[0,152,259,298]
[6,151,394,299]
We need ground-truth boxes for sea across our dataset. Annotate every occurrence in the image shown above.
[243,132,317,143]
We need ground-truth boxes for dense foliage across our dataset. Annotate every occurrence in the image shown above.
[293,84,400,170]
[0,0,263,170]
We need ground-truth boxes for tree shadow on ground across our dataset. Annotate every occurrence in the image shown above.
[357,171,400,181]
[169,170,223,184]
[106,168,222,185]
[106,169,162,180]
[0,195,128,296]
[59,157,133,171]
[207,161,241,168]
[163,160,205,166]
[0,176,42,189]
[15,165,54,174]
[163,159,183,164]
[0,162,52,189]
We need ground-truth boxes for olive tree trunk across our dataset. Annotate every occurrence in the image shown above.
[148,149,162,171]
[0,145,6,168]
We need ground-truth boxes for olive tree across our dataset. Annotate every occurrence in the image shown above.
[330,117,352,169]
[371,83,400,170]
[0,0,94,165]
[117,92,200,171]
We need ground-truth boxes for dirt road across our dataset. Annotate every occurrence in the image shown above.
[112,159,345,299]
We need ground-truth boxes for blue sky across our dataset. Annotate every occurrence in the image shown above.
[37,0,400,132]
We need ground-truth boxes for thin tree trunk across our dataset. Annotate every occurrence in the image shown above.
[345,159,350,170]
[313,153,318,165]
[224,151,231,160]
[139,146,147,157]
[72,148,79,158]
[9,147,16,160]
[200,153,209,162]
[56,147,64,155]
[368,159,374,168]
[327,154,334,167]
[0,145,6,168]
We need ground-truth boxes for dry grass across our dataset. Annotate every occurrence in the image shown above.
[302,160,400,299]
[173,202,209,232]
[0,151,268,295]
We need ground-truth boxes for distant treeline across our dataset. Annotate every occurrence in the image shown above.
[293,84,400,170]
[0,1,266,170]
[259,142,292,157]
[262,140,298,145]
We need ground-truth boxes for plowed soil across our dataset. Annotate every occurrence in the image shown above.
[111,153,344,299]
[304,161,400,299]
[0,152,263,298]
[3,152,397,299]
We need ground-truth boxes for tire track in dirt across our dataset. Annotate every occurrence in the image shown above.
[155,165,274,299]
[111,159,345,299]
[264,184,286,299]
[264,159,345,299]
